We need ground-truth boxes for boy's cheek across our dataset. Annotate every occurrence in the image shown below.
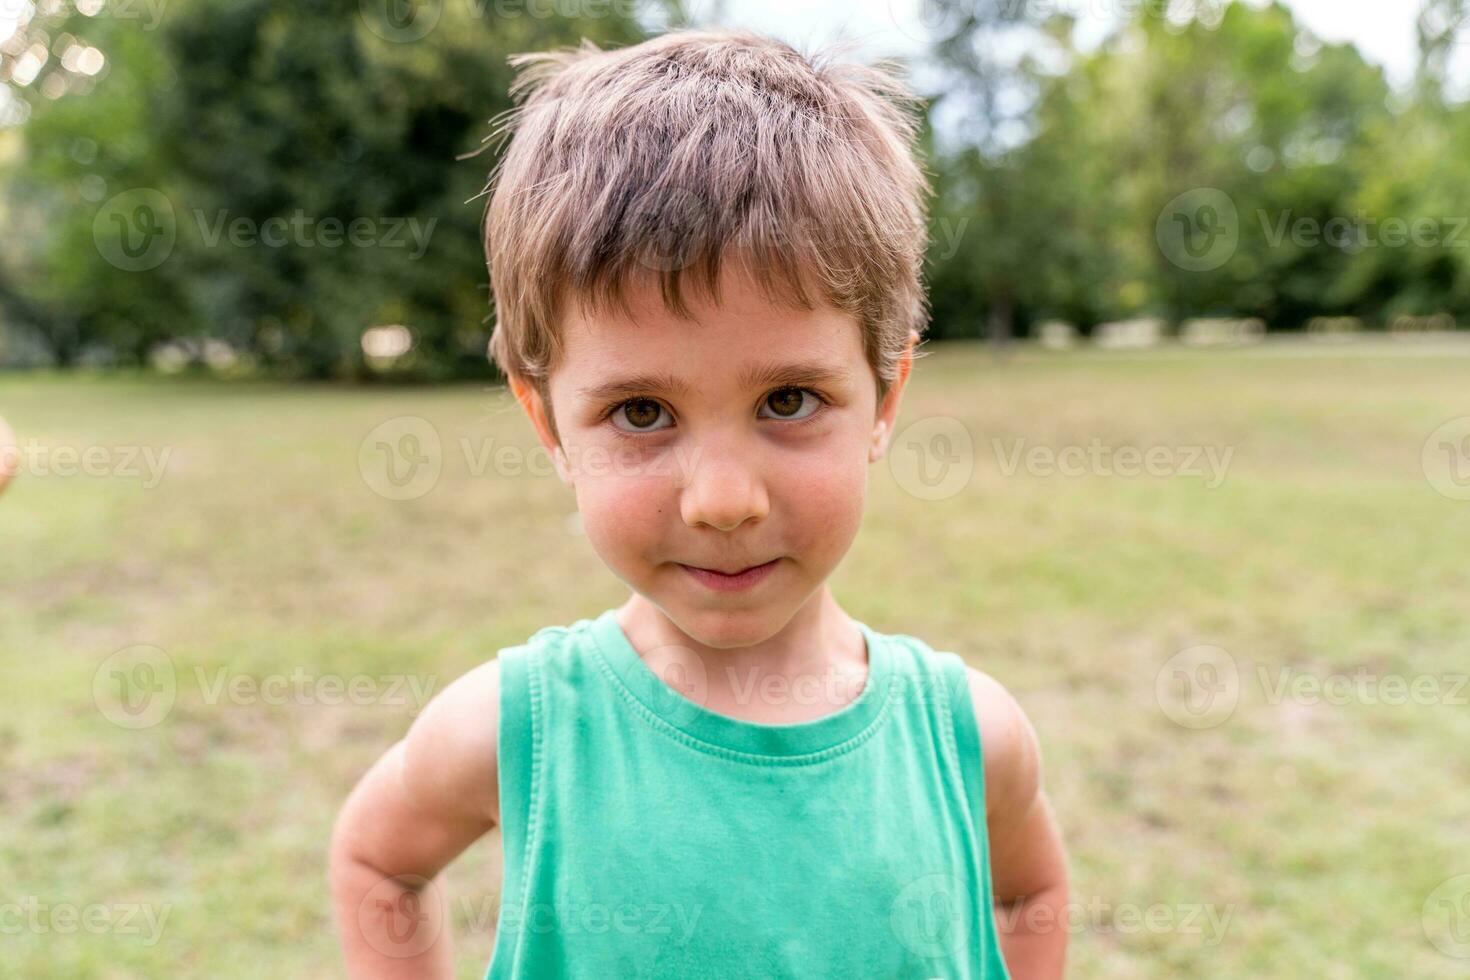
[567,443,867,558]
[574,477,671,559]
[782,463,868,559]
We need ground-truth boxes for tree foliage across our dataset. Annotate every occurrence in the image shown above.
[2,0,1469,373]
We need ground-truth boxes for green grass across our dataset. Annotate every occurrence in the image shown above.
[3,342,1470,977]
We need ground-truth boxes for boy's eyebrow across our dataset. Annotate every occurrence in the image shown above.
[578,362,852,403]
[579,372,694,403]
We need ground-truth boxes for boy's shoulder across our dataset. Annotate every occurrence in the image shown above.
[392,614,578,829]
[963,664,1043,820]
[873,622,1041,820]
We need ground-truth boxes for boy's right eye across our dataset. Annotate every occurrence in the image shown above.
[611,398,673,433]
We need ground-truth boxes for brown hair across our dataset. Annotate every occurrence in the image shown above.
[482,29,931,428]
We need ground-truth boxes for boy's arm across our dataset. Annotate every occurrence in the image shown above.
[329,659,502,979]
[968,668,1070,980]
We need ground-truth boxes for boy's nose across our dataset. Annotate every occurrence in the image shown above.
[678,444,770,532]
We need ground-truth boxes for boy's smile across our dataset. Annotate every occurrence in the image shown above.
[676,557,783,592]
[513,261,913,657]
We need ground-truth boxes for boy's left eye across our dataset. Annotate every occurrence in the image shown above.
[758,387,822,421]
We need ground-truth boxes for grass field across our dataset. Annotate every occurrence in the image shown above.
[4,341,1470,978]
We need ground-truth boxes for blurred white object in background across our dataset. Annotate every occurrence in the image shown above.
[1036,320,1077,350]
[1305,316,1363,341]
[1179,317,1266,347]
[1093,317,1165,349]
[362,325,415,372]
[1389,313,1456,337]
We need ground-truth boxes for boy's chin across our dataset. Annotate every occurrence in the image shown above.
[653,596,801,651]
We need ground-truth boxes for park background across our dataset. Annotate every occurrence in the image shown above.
[3,0,1470,976]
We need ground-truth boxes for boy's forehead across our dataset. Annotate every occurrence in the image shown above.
[555,268,866,386]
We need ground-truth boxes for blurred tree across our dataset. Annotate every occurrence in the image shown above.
[0,6,187,366]
[3,0,1467,370]
[926,0,1393,336]
[922,0,1048,345]
[1,0,651,376]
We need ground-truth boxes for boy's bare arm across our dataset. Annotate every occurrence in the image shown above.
[969,669,1070,980]
[329,659,502,979]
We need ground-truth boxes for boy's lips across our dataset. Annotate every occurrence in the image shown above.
[676,558,782,592]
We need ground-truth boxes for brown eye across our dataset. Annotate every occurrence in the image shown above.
[760,387,820,421]
[613,398,670,432]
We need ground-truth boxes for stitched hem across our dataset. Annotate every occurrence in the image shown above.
[587,623,898,767]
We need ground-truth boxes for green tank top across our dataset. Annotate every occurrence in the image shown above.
[486,608,1011,979]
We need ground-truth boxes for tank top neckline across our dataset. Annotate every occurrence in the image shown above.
[586,608,895,760]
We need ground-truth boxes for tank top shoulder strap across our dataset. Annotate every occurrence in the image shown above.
[932,648,988,834]
[495,620,586,923]
[884,633,989,838]
[493,639,538,942]
[887,635,1006,976]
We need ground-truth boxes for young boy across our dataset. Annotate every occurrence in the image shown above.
[330,29,1068,979]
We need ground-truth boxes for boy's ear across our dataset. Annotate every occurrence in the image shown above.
[869,330,919,464]
[507,375,571,484]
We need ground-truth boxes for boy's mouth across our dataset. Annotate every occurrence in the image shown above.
[676,558,781,592]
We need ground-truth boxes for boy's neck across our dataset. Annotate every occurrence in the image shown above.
[614,587,871,724]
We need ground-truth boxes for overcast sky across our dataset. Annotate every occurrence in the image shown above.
[708,1,1423,88]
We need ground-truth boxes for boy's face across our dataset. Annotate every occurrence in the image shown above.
[513,265,913,650]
